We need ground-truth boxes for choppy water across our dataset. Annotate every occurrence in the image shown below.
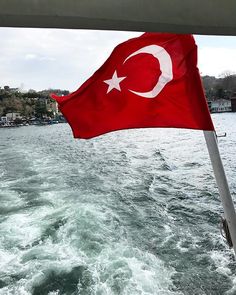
[0,113,236,295]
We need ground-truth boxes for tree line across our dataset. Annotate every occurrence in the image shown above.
[0,72,236,118]
[0,87,69,119]
[202,72,236,101]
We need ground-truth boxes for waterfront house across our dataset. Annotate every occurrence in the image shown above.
[0,116,8,123]
[6,112,22,121]
[210,99,231,113]
[46,99,59,116]
[231,93,236,112]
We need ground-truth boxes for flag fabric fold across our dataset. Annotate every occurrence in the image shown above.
[51,32,214,139]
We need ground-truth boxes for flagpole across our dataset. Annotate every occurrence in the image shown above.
[204,130,236,256]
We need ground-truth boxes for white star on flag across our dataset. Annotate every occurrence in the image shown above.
[104,71,126,93]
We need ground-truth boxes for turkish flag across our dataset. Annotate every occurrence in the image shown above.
[52,33,214,139]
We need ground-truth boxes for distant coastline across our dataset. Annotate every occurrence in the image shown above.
[1,74,236,126]
[0,86,68,128]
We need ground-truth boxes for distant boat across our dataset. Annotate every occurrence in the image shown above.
[0,123,20,128]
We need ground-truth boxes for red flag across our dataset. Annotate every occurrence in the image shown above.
[52,33,214,139]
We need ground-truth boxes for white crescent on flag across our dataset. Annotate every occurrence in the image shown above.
[124,45,173,98]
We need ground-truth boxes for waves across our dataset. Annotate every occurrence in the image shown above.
[0,114,236,294]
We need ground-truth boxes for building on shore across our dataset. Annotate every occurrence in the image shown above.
[231,93,236,112]
[0,116,8,123]
[5,112,22,121]
[46,99,59,116]
[208,99,232,113]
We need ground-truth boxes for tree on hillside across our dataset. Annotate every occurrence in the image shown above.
[202,73,236,100]
[0,105,4,116]
[35,99,50,118]
[1,96,23,115]
[219,71,236,97]
[22,104,34,117]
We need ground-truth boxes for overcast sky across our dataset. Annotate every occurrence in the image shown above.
[0,28,236,92]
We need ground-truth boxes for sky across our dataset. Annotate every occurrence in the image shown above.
[0,28,236,92]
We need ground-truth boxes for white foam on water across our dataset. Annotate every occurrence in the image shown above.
[175,240,189,253]
[0,248,16,269]
[0,200,71,282]
[0,239,88,294]
[159,224,175,247]
[175,234,199,253]
[0,189,25,209]
[59,205,180,294]
[210,251,232,276]
[0,213,42,248]
[1,120,236,294]
[0,202,181,294]
[0,168,5,178]
[48,291,60,295]
[0,285,31,295]
[89,243,181,295]
[226,276,236,295]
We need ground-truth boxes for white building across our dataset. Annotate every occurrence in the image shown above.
[0,116,8,123]
[5,112,22,121]
[210,99,231,113]
[46,99,59,116]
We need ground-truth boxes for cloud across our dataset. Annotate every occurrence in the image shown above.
[24,54,37,60]
[0,28,235,91]
[24,54,55,61]
[198,47,236,77]
[0,28,140,91]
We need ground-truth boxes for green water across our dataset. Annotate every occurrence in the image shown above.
[0,113,236,294]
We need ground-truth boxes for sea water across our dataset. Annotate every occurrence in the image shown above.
[0,113,236,295]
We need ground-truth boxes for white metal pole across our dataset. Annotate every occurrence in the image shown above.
[204,130,236,256]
